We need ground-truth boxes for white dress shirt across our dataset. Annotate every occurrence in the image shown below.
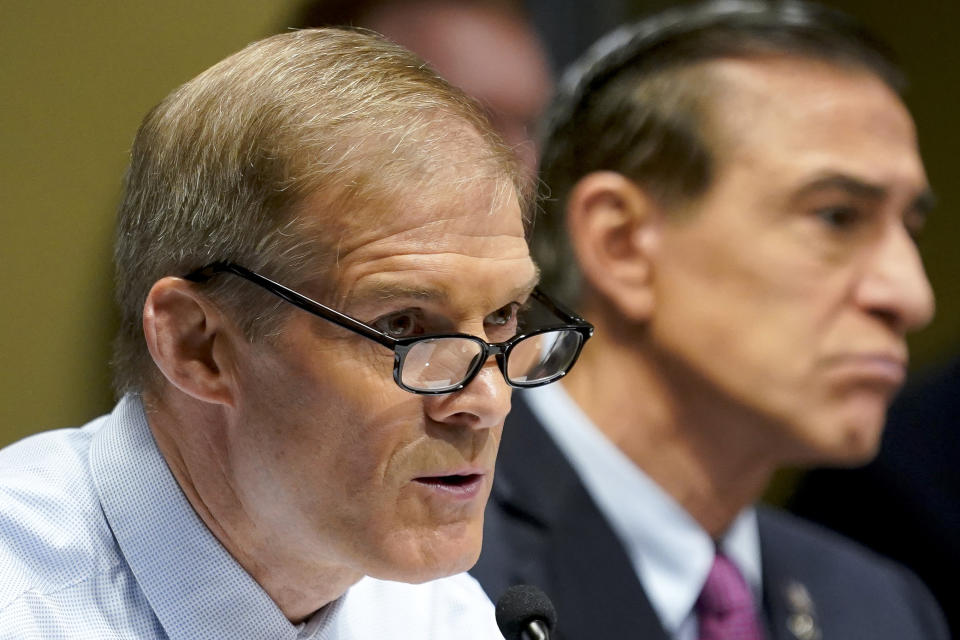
[523,383,763,640]
[0,394,503,639]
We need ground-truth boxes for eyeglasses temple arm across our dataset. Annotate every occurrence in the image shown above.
[183,262,398,348]
[530,287,593,328]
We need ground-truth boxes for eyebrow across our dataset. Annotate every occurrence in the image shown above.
[510,269,542,301]
[355,267,542,308]
[367,282,450,303]
[792,172,937,215]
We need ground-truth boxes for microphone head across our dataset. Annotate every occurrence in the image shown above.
[494,584,557,640]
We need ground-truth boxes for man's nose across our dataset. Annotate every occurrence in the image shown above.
[855,221,935,334]
[423,360,513,431]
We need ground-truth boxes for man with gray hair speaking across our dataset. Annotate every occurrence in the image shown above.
[473,1,948,638]
[0,28,592,638]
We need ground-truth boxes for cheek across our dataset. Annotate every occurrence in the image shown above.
[248,394,432,565]
[291,388,426,499]
[238,337,426,493]
[650,241,851,429]
[651,255,778,382]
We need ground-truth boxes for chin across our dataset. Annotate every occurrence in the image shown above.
[781,387,892,467]
[365,525,482,584]
[811,439,879,468]
[833,428,884,466]
[800,415,886,467]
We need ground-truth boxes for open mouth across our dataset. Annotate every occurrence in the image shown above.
[413,473,484,497]
[415,474,482,487]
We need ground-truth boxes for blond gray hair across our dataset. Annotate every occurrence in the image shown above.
[113,28,526,395]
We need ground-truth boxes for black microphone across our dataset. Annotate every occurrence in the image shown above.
[494,584,557,640]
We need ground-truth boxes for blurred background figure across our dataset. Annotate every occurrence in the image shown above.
[790,356,960,637]
[471,1,948,637]
[294,0,555,176]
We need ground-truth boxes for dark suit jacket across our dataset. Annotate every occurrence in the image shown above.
[472,394,948,640]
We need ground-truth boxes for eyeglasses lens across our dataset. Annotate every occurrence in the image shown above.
[401,338,485,391]
[507,330,583,384]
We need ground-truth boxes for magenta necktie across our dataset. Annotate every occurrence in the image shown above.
[696,553,764,640]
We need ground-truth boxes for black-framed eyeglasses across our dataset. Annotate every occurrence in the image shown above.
[183,262,594,395]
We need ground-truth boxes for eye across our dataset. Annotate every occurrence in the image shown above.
[485,302,520,341]
[487,303,518,326]
[372,310,425,338]
[816,205,863,231]
[904,208,928,242]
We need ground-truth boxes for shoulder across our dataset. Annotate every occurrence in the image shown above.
[760,505,916,575]
[0,419,123,613]
[757,506,948,639]
[336,573,502,638]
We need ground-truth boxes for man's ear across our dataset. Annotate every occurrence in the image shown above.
[142,277,238,407]
[566,171,662,322]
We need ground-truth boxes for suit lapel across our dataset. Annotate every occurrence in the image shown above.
[493,393,670,640]
[758,509,823,640]
[546,484,670,639]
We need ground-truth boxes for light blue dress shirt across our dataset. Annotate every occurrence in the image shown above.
[524,383,763,640]
[0,395,502,639]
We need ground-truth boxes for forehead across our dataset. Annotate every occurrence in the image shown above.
[338,176,525,256]
[298,153,531,304]
[293,113,526,259]
[704,56,924,187]
[317,140,525,252]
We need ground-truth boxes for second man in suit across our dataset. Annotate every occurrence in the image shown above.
[472,1,948,638]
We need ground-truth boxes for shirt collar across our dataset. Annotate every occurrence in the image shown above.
[523,383,762,634]
[89,394,312,640]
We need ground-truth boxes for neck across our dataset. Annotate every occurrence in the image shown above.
[561,310,776,537]
[143,389,361,623]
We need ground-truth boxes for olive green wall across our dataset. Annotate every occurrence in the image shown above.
[1,2,297,444]
[2,1,958,447]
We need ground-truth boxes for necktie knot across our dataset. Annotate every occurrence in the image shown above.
[696,553,764,640]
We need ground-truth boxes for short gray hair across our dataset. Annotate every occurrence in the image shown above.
[535,0,904,306]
